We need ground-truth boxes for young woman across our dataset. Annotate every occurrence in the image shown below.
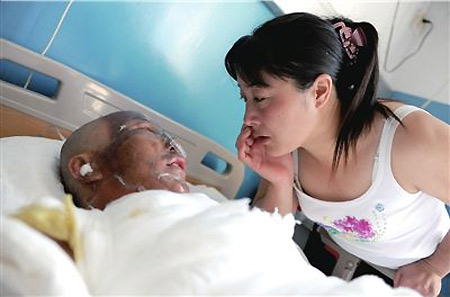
[225,12,449,297]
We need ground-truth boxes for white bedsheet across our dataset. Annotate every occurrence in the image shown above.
[1,190,418,296]
[1,213,89,296]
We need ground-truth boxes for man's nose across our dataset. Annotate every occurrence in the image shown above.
[243,105,259,127]
[163,135,187,158]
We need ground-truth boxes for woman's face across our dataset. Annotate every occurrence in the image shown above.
[238,72,319,157]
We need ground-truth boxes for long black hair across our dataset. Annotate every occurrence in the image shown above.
[225,12,399,169]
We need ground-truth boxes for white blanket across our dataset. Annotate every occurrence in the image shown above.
[1,191,418,296]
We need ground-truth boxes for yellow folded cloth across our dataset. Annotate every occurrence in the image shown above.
[13,195,82,262]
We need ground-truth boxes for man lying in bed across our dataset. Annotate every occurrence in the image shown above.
[59,110,190,210]
[4,111,418,296]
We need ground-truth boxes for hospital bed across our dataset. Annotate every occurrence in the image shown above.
[0,38,418,296]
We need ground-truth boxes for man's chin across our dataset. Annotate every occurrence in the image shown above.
[174,181,190,193]
[156,172,189,193]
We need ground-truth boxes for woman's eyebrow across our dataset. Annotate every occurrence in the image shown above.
[253,85,271,89]
[237,82,271,89]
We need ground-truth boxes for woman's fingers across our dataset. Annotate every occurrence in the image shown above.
[236,126,252,161]
[236,127,251,147]
[236,125,265,171]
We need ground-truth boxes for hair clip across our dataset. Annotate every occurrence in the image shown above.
[333,21,367,60]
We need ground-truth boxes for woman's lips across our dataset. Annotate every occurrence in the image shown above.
[252,135,271,145]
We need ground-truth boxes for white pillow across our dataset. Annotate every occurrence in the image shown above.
[0,136,65,214]
[0,136,230,214]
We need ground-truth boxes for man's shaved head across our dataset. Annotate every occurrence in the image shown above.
[60,111,189,209]
[60,111,148,206]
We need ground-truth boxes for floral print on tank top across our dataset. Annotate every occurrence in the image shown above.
[320,203,387,242]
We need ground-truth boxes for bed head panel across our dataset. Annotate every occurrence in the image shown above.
[0,38,244,199]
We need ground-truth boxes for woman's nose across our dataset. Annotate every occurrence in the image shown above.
[243,105,259,127]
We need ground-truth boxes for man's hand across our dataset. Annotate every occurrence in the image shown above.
[394,260,442,297]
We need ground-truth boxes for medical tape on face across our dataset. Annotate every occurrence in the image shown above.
[159,132,187,159]
[113,174,145,192]
[112,171,184,195]
[116,122,187,159]
[156,172,183,182]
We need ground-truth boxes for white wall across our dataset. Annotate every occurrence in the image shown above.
[273,0,449,104]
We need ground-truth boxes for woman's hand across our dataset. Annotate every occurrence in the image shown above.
[236,126,294,184]
[394,260,442,297]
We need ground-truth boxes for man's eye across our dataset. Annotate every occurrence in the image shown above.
[254,97,266,103]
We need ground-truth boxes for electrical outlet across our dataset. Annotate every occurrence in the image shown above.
[412,10,427,36]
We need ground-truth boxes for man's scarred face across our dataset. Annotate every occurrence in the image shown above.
[66,111,190,210]
[106,118,189,195]
[84,116,189,210]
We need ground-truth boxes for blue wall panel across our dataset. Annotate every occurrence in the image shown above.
[425,101,450,124]
[1,1,275,199]
[390,91,449,124]
[0,1,67,53]
[390,91,427,107]
[0,2,68,87]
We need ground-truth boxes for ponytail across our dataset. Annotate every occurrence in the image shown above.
[329,18,400,169]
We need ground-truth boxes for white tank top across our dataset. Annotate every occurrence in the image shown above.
[294,105,450,269]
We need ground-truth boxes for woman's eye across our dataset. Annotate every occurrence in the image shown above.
[254,97,266,103]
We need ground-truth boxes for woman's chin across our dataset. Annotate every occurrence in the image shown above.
[265,141,298,158]
[265,144,284,157]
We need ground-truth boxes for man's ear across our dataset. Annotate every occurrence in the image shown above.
[68,153,103,183]
[312,73,333,109]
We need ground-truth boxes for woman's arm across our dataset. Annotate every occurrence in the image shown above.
[393,110,450,204]
[252,178,299,216]
[394,231,449,296]
[236,126,299,215]
[423,231,450,278]
[392,110,450,296]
